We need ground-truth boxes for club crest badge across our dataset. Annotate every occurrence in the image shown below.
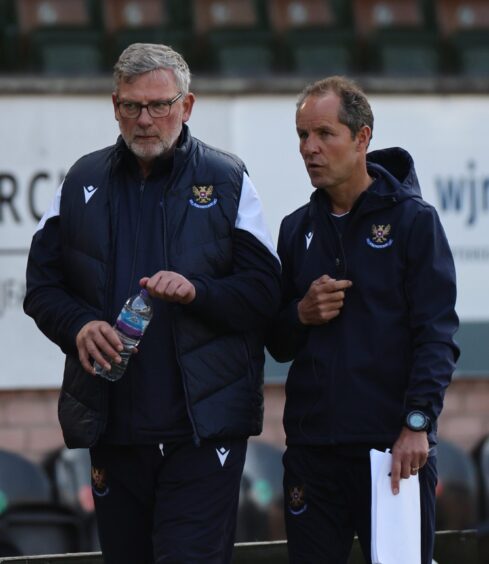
[367,224,393,249]
[287,485,308,516]
[189,185,218,209]
[91,466,109,497]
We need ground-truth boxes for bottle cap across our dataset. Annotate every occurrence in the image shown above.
[140,289,149,298]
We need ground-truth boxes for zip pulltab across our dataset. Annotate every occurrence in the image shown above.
[158,443,164,457]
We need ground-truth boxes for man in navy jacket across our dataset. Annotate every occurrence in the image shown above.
[24,43,281,564]
[267,76,459,564]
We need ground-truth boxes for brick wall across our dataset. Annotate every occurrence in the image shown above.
[0,389,63,462]
[0,378,488,462]
[438,379,489,451]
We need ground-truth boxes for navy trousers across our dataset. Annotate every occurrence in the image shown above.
[283,445,437,564]
[89,439,247,564]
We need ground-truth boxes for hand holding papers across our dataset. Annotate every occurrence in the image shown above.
[370,449,421,564]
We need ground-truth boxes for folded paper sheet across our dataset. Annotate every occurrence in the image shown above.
[370,449,421,564]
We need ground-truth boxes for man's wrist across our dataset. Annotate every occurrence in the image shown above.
[404,410,431,432]
[297,300,306,325]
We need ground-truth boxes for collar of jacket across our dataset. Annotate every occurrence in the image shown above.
[307,145,423,221]
[110,123,195,179]
[308,180,398,222]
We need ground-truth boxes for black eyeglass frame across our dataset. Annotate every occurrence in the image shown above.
[116,92,183,119]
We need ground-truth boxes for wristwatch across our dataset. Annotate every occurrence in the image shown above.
[404,410,431,432]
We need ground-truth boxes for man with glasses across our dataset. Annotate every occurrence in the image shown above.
[24,43,281,563]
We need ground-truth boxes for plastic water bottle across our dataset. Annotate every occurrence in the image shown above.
[94,289,153,382]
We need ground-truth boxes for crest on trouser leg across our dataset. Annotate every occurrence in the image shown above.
[287,485,308,515]
[91,466,110,497]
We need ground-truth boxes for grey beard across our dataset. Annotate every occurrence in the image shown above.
[127,138,171,161]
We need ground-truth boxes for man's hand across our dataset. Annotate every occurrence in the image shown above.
[76,320,123,375]
[140,271,196,304]
[390,427,429,494]
[297,275,352,325]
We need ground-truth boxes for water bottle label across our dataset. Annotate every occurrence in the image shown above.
[116,309,145,338]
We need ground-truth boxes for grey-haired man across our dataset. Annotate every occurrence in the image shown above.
[25,43,281,563]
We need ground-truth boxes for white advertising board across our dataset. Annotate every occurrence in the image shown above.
[0,94,487,388]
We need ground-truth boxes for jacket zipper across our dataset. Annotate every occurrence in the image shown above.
[325,213,345,444]
[327,214,348,280]
[126,179,146,296]
[321,193,395,444]
[123,178,147,444]
[160,180,201,447]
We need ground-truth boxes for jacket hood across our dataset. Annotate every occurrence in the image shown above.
[366,147,422,201]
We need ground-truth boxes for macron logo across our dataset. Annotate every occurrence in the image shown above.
[216,447,230,467]
[305,231,314,250]
[83,185,98,204]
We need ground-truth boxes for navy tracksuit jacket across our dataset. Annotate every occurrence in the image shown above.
[267,147,459,448]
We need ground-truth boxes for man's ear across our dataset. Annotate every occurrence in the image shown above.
[112,92,120,122]
[356,125,372,151]
[182,92,196,123]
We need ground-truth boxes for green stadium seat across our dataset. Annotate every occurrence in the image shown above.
[268,0,356,76]
[15,0,105,75]
[435,0,489,75]
[367,29,439,76]
[102,0,192,64]
[0,503,85,557]
[192,0,275,77]
[0,1,20,71]
[352,0,441,76]
[30,31,105,75]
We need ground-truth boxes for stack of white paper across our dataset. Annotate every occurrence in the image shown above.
[370,449,421,564]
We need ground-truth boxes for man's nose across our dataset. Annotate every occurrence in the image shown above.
[137,106,154,125]
[302,136,319,156]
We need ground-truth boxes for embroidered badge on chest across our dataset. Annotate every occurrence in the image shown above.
[367,224,394,249]
[189,185,218,209]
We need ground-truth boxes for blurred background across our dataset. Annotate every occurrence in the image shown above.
[0,0,488,559]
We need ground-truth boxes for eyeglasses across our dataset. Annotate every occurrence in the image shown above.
[116,92,183,119]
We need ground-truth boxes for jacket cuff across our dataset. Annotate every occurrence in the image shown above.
[288,299,308,330]
[186,278,209,313]
[64,313,99,355]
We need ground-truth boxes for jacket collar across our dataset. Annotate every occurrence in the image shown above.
[111,124,195,179]
[308,146,422,220]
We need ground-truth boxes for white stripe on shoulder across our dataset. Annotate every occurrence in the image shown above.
[236,173,279,261]
[36,181,63,233]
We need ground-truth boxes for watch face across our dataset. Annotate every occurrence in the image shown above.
[408,411,426,430]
